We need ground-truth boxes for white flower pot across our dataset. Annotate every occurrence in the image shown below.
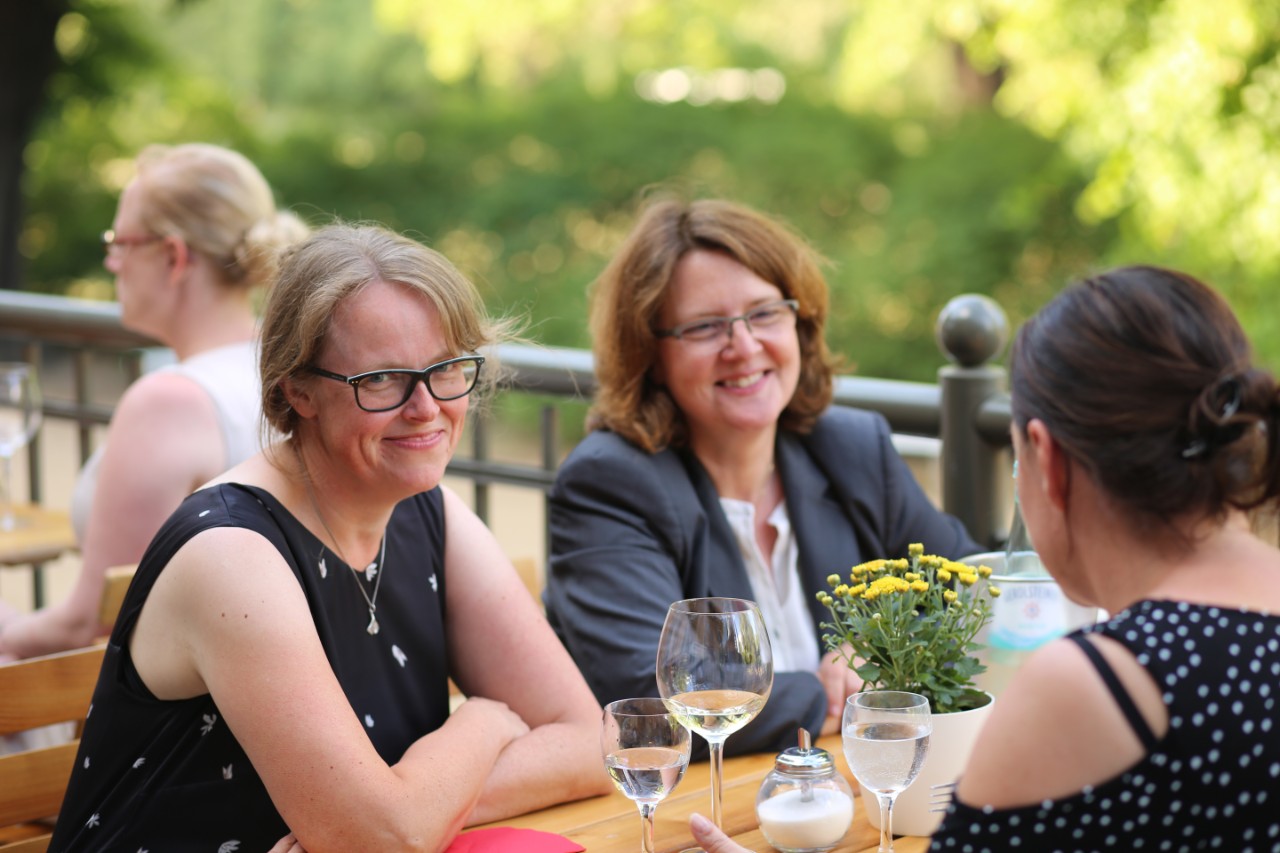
[858,692,994,838]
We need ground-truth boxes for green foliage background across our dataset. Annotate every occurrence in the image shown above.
[18,0,1280,383]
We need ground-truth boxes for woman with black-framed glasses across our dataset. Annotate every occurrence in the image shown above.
[545,196,981,758]
[50,223,610,851]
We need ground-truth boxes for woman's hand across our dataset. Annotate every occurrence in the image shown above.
[689,812,754,853]
[267,833,306,853]
[452,696,531,747]
[817,646,864,719]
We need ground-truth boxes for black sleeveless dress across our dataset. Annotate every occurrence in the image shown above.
[929,599,1280,852]
[50,483,451,852]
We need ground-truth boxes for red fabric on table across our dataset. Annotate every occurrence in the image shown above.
[445,827,586,852]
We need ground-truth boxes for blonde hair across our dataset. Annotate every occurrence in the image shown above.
[133,143,308,290]
[588,195,840,453]
[259,223,512,440]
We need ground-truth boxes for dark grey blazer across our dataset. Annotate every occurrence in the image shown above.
[545,406,980,757]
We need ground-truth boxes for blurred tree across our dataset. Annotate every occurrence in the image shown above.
[1,1,65,292]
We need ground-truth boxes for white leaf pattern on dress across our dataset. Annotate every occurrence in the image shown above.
[132,757,145,769]
[318,557,328,579]
[86,813,100,828]
[199,509,211,517]
[138,848,149,852]
[429,573,438,592]
[392,645,407,667]
[222,764,233,780]
[201,713,217,735]
[364,714,375,728]
[366,561,378,580]
[87,702,92,718]
[218,842,241,853]
[83,756,90,769]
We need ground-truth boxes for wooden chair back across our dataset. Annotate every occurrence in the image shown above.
[97,563,137,631]
[0,645,105,852]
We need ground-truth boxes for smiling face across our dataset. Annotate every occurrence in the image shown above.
[291,278,469,501]
[651,248,801,453]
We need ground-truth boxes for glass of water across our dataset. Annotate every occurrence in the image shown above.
[0,362,43,530]
[602,697,691,853]
[842,691,931,853]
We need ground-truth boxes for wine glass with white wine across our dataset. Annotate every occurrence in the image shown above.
[602,697,691,853]
[656,597,773,832]
[0,363,43,531]
[842,691,932,853]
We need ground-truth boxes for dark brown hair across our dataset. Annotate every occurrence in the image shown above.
[587,195,840,453]
[1011,265,1280,530]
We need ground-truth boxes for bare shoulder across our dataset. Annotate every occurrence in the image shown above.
[957,635,1157,807]
[133,523,315,699]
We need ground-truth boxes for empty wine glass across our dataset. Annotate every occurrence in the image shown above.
[842,691,931,853]
[656,597,773,831]
[602,697,691,853]
[0,363,43,530]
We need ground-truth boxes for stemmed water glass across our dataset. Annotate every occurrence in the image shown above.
[655,597,773,831]
[0,363,43,531]
[842,691,932,853]
[602,697,691,853]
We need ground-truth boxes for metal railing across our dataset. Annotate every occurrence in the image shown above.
[0,290,1014,559]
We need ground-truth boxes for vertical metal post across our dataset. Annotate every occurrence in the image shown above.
[936,295,1009,548]
[22,342,46,607]
[471,413,490,524]
[540,403,557,569]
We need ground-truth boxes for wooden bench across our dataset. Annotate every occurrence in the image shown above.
[0,645,105,852]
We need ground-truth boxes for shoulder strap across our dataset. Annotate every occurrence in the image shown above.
[1068,633,1159,752]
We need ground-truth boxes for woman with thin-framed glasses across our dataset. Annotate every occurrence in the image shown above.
[0,143,307,662]
[545,196,980,757]
[50,223,610,851]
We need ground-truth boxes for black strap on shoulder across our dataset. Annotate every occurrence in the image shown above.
[1068,633,1159,752]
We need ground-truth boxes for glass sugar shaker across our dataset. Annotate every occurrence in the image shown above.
[755,728,855,853]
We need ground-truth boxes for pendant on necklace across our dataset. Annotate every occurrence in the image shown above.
[367,612,380,635]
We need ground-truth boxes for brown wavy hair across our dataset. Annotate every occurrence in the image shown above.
[587,196,840,453]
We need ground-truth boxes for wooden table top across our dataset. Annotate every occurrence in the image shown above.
[469,734,931,853]
[0,503,77,566]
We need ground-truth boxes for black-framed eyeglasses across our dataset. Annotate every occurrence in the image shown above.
[309,355,486,412]
[101,229,163,254]
[653,299,800,344]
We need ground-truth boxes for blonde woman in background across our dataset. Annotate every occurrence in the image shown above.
[0,143,308,660]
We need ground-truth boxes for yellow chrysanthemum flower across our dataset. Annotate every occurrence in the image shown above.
[958,571,978,587]
[937,568,952,582]
[904,572,919,582]
[908,543,924,557]
[868,576,911,596]
[978,565,993,578]
[834,584,850,597]
[990,586,1002,598]
[943,590,958,603]
[827,573,842,586]
[849,583,867,596]
[910,580,928,593]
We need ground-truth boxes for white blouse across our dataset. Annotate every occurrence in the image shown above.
[719,497,820,674]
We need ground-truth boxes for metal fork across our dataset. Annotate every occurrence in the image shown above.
[929,781,957,813]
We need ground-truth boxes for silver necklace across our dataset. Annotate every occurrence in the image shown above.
[302,475,387,635]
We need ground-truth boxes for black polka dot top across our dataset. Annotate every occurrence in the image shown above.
[930,599,1280,853]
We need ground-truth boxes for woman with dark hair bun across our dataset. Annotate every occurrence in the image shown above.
[691,265,1280,852]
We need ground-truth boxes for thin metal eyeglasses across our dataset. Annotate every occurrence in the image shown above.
[309,355,485,412]
[101,229,163,254]
[653,299,799,344]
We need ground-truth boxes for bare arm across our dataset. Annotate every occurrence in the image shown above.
[0,372,225,658]
[440,486,612,824]
[131,524,531,853]
[956,635,1168,808]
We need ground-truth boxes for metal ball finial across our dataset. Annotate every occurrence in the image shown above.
[935,294,1009,367]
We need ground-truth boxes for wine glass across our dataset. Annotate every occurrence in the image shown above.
[602,697,691,853]
[656,597,773,831]
[0,363,43,531]
[842,691,932,853]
